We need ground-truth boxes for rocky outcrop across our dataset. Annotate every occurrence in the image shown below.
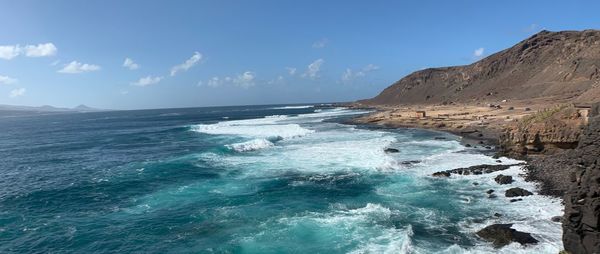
[499,104,588,157]
[360,30,600,106]
[384,148,400,153]
[431,164,517,177]
[563,103,600,253]
[495,174,513,184]
[505,187,534,197]
[476,224,538,248]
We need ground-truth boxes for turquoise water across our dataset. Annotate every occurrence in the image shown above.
[0,105,563,253]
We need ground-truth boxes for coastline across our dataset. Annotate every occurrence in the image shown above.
[342,105,567,251]
[342,101,588,200]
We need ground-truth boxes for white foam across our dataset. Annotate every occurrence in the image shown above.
[226,138,274,152]
[192,122,313,140]
[270,105,314,109]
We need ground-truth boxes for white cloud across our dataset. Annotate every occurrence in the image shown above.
[170,51,202,76]
[286,67,297,76]
[302,58,324,79]
[473,48,485,57]
[0,75,18,85]
[206,76,231,88]
[205,71,256,88]
[1,43,57,59]
[312,38,329,48]
[341,64,380,83]
[123,58,140,70]
[24,43,57,57]
[0,45,21,60]
[58,61,101,74]
[233,71,256,88]
[268,75,285,85]
[132,75,163,86]
[9,88,26,98]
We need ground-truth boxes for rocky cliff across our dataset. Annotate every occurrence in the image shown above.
[499,104,588,157]
[563,103,600,253]
[360,30,600,106]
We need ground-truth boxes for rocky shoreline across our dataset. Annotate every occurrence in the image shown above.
[345,102,600,252]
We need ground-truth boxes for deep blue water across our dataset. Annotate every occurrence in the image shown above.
[0,105,562,253]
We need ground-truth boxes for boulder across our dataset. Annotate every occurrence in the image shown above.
[432,171,451,177]
[505,187,533,197]
[495,174,514,184]
[486,189,495,194]
[384,148,400,153]
[476,224,538,248]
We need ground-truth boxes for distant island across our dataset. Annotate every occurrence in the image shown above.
[351,29,600,253]
[0,104,105,114]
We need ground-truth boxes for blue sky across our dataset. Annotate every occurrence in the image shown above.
[1,0,599,109]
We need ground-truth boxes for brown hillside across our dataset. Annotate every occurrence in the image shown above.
[361,30,600,105]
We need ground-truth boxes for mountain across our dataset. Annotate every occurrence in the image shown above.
[360,30,600,105]
[0,104,104,113]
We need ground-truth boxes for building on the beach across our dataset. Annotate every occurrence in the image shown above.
[574,103,592,123]
[415,111,426,118]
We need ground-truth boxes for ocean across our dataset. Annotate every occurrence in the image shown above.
[0,105,563,253]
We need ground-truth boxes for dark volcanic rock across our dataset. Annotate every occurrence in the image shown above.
[563,103,600,254]
[494,174,514,184]
[432,164,518,177]
[432,171,451,177]
[400,160,421,165]
[476,224,538,248]
[384,148,400,153]
[510,198,523,202]
[486,189,495,194]
[488,194,497,199]
[505,187,533,197]
[551,216,562,223]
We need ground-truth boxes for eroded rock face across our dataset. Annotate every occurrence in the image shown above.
[499,104,587,157]
[563,103,600,253]
[476,224,538,248]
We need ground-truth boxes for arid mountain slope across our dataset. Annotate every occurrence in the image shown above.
[361,30,600,105]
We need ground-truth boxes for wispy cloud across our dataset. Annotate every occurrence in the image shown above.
[9,88,26,98]
[341,64,380,83]
[204,71,256,88]
[233,71,256,88]
[312,38,329,48]
[302,59,324,79]
[0,45,21,60]
[24,43,57,57]
[58,61,101,74]
[123,58,140,70]
[170,52,202,76]
[473,48,485,58]
[268,75,285,85]
[0,75,18,85]
[285,67,297,76]
[132,75,163,86]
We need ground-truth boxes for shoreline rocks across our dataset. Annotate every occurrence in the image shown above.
[432,164,519,177]
[505,187,534,197]
[495,174,514,184]
[476,224,538,248]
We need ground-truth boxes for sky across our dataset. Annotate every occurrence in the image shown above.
[1,0,599,109]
